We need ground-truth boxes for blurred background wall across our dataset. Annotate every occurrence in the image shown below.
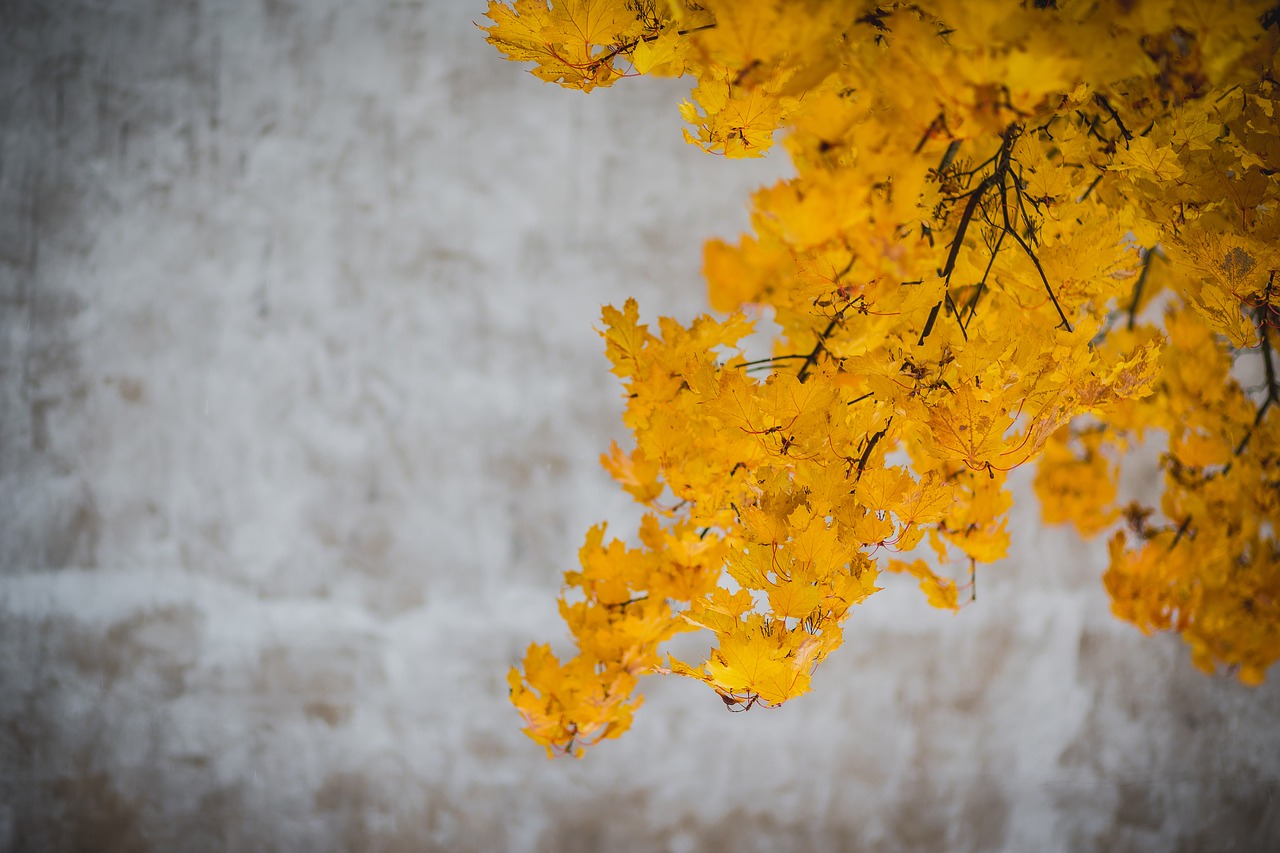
[1,2,1277,850]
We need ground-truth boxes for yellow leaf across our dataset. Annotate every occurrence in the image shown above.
[482,0,644,91]
[1111,136,1185,181]
[886,558,959,612]
[599,299,650,377]
[680,587,755,635]
[767,579,823,619]
[1193,281,1257,348]
[704,629,811,705]
[632,32,681,75]
[942,521,1010,564]
[600,441,664,504]
[896,473,955,526]
[926,383,1016,470]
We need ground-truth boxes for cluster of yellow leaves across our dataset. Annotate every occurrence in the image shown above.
[1033,427,1119,538]
[509,515,727,755]
[485,0,1280,754]
[1057,307,1280,687]
[482,0,662,90]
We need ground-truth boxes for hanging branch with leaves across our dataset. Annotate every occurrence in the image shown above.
[482,0,1280,756]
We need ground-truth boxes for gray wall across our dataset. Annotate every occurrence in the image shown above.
[1,2,1277,850]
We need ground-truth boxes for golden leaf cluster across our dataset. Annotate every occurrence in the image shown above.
[484,0,1280,755]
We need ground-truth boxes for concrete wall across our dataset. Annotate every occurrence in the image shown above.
[1,1,1277,850]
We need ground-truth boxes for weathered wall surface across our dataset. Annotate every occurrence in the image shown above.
[1,2,1277,851]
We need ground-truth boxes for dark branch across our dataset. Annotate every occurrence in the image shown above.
[854,418,893,482]
[945,290,967,342]
[917,300,943,346]
[1127,248,1154,330]
[962,229,1006,328]
[1093,92,1133,143]
[1233,322,1278,458]
[736,354,809,368]
[797,309,846,383]
[999,173,1072,331]
[1079,173,1104,202]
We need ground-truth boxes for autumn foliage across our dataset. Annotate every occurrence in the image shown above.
[483,0,1280,755]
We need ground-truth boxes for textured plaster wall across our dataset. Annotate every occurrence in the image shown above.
[1,2,1278,851]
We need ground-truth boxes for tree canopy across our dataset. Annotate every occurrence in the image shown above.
[483,0,1280,757]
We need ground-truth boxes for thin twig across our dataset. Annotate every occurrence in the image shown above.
[1127,248,1154,330]
[1000,177,1072,331]
[736,354,809,368]
[1093,92,1133,143]
[853,418,893,482]
[1079,173,1104,202]
[963,229,1006,328]
[797,308,846,382]
[1234,323,1278,457]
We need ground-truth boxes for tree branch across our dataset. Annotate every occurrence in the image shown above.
[1093,92,1133,143]
[853,418,893,482]
[797,308,847,382]
[1127,248,1154,330]
[1234,322,1278,457]
[999,173,1072,331]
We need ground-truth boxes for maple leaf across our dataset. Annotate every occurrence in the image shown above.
[887,558,960,612]
[926,383,1017,470]
[482,0,644,91]
[483,0,555,65]
[895,473,955,528]
[942,520,1010,564]
[767,580,823,620]
[702,629,813,705]
[631,34,678,75]
[600,440,664,504]
[1111,136,1185,181]
[680,587,755,635]
[1192,281,1257,348]
[599,298,651,378]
